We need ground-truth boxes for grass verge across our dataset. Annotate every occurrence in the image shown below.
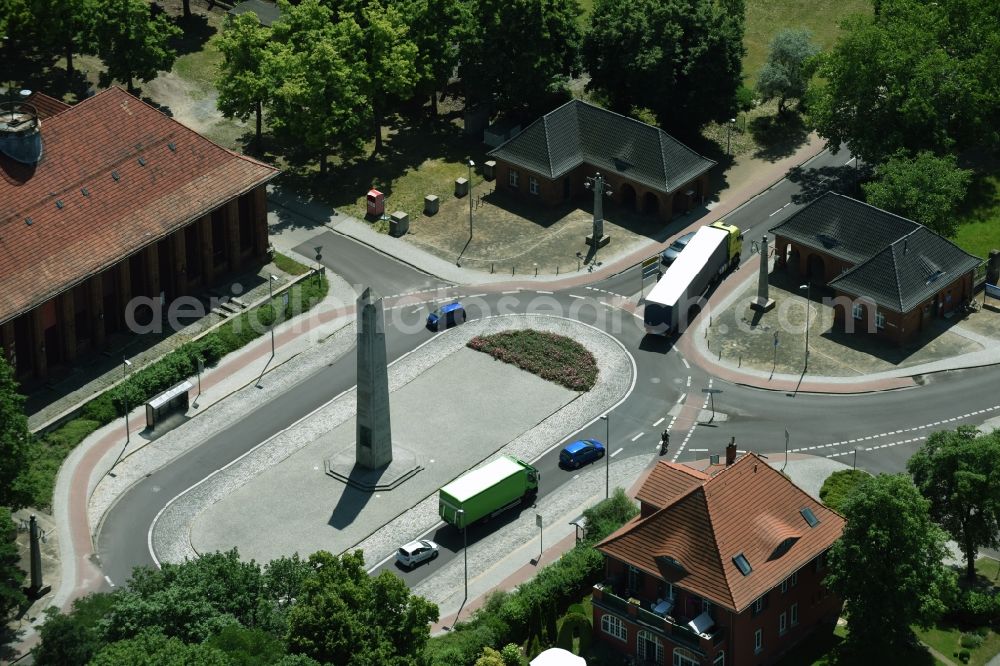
[22,272,328,510]
[271,251,310,276]
[952,174,1000,260]
[467,330,598,391]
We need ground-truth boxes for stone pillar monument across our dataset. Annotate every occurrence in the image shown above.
[750,234,775,312]
[585,172,612,251]
[356,288,392,469]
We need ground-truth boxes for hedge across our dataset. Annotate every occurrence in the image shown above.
[425,490,638,665]
[22,273,328,510]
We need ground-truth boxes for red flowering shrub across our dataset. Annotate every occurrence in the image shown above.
[466,330,598,391]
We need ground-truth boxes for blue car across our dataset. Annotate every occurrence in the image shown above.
[427,301,466,331]
[560,439,606,469]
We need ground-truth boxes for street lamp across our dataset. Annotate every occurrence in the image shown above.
[467,159,475,240]
[600,414,610,499]
[799,283,811,370]
[727,117,736,156]
[268,274,279,357]
[123,358,132,444]
[455,508,468,624]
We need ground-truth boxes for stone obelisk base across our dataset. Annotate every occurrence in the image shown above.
[325,445,422,492]
[749,297,775,312]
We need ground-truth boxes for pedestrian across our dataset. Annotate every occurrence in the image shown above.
[660,430,670,456]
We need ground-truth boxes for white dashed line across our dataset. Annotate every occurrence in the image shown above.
[536,290,553,295]
[686,376,692,387]
[682,358,690,369]
[502,290,519,295]
[610,447,624,458]
[105,575,115,587]
[677,393,687,404]
[631,433,644,442]
[569,294,584,299]
[653,417,665,427]
[467,293,486,298]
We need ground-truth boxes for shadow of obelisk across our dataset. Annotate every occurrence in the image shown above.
[325,288,421,491]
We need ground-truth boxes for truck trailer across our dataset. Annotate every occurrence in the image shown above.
[644,220,743,335]
[439,455,539,529]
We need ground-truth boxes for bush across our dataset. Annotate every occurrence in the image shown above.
[555,613,591,654]
[467,330,598,391]
[948,589,1000,625]
[958,649,971,663]
[960,633,984,650]
[818,469,869,513]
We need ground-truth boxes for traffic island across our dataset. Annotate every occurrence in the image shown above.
[324,446,422,492]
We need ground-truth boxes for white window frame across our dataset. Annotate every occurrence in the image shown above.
[713,653,725,666]
[753,597,764,615]
[876,311,886,330]
[601,613,627,642]
[780,579,788,594]
[791,602,799,626]
[509,169,519,188]
[779,611,787,636]
[673,649,699,666]
[852,302,863,319]
[637,630,664,663]
[529,175,539,195]
[791,571,798,587]
[702,598,712,616]
[754,628,763,654]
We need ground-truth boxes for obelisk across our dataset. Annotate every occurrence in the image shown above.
[750,234,775,312]
[356,288,392,469]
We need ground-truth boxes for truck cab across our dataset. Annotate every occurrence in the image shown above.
[709,220,743,268]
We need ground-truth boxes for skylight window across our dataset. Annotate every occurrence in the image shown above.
[81,187,89,197]
[800,507,820,528]
[138,157,146,166]
[25,217,32,226]
[55,200,63,209]
[168,142,176,152]
[733,553,752,576]
[112,171,120,181]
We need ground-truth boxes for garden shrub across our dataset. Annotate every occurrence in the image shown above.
[818,469,869,513]
[467,330,598,391]
[948,589,1000,625]
[958,649,971,663]
[960,632,984,649]
[555,613,591,654]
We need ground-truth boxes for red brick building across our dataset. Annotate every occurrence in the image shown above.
[0,87,279,382]
[592,450,845,665]
[487,100,715,222]
[770,193,981,344]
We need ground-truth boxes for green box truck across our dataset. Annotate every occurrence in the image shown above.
[439,455,540,529]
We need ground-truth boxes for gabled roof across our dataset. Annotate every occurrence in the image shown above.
[488,99,715,195]
[769,192,919,265]
[635,461,709,510]
[0,87,279,325]
[21,91,71,119]
[597,454,844,613]
[830,226,982,313]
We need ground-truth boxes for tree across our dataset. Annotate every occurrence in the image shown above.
[907,426,1000,582]
[359,1,418,152]
[461,0,582,116]
[217,12,273,152]
[285,550,438,665]
[103,549,272,643]
[808,0,1000,163]
[406,0,467,115]
[862,151,972,237]
[29,0,98,82]
[826,474,957,656]
[756,28,819,114]
[584,0,746,137]
[266,0,369,173]
[92,0,182,91]
[88,630,229,666]
[0,509,25,623]
[34,593,115,665]
[474,646,506,666]
[0,355,30,510]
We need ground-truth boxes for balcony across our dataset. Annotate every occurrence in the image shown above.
[592,583,724,653]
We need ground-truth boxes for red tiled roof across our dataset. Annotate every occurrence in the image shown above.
[0,87,279,324]
[635,461,709,509]
[22,91,71,119]
[597,453,845,612]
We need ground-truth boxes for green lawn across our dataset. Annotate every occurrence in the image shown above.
[952,174,1000,260]
[172,33,224,98]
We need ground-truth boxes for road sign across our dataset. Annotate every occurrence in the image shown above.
[774,332,779,347]
[641,256,660,280]
[535,514,543,528]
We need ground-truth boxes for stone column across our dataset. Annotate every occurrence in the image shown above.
[59,290,77,361]
[199,214,215,286]
[226,199,241,271]
[356,288,393,469]
[750,235,775,312]
[253,186,269,257]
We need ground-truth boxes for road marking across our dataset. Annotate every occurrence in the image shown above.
[104,575,115,587]
[686,376,692,387]
[467,293,486,298]
[610,447,624,457]
[409,308,421,315]
[677,393,687,404]
[682,358,690,369]
[536,290,553,295]
[844,157,856,165]
[689,448,708,452]
[768,202,791,217]
[631,432,644,442]
[502,290,519,295]
[653,417,665,427]
[569,294,585,299]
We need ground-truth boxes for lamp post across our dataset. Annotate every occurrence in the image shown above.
[123,358,132,444]
[268,274,279,357]
[727,117,736,156]
[467,159,475,240]
[601,414,610,499]
[455,508,468,624]
[799,283,811,370]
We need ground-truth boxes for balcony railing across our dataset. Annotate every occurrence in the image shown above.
[592,583,722,653]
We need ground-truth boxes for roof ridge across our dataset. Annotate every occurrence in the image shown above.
[693,486,737,609]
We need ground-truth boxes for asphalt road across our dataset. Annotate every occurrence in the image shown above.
[98,146,1000,593]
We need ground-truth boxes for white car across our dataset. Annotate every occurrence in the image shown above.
[396,540,439,569]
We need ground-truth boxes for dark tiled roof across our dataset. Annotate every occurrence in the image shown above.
[22,91,71,119]
[597,454,844,612]
[769,192,919,265]
[488,99,715,195]
[229,0,281,26]
[830,227,982,312]
[0,87,279,324]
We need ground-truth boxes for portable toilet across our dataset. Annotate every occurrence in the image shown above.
[366,189,384,217]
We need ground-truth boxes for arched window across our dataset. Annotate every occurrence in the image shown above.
[601,613,627,642]
[637,630,663,662]
[673,647,699,666]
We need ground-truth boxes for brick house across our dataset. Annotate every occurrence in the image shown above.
[0,87,279,382]
[592,449,845,666]
[487,99,715,222]
[770,192,982,344]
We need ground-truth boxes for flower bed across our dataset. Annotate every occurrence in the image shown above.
[467,330,597,391]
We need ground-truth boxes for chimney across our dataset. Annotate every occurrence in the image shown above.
[725,437,737,466]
